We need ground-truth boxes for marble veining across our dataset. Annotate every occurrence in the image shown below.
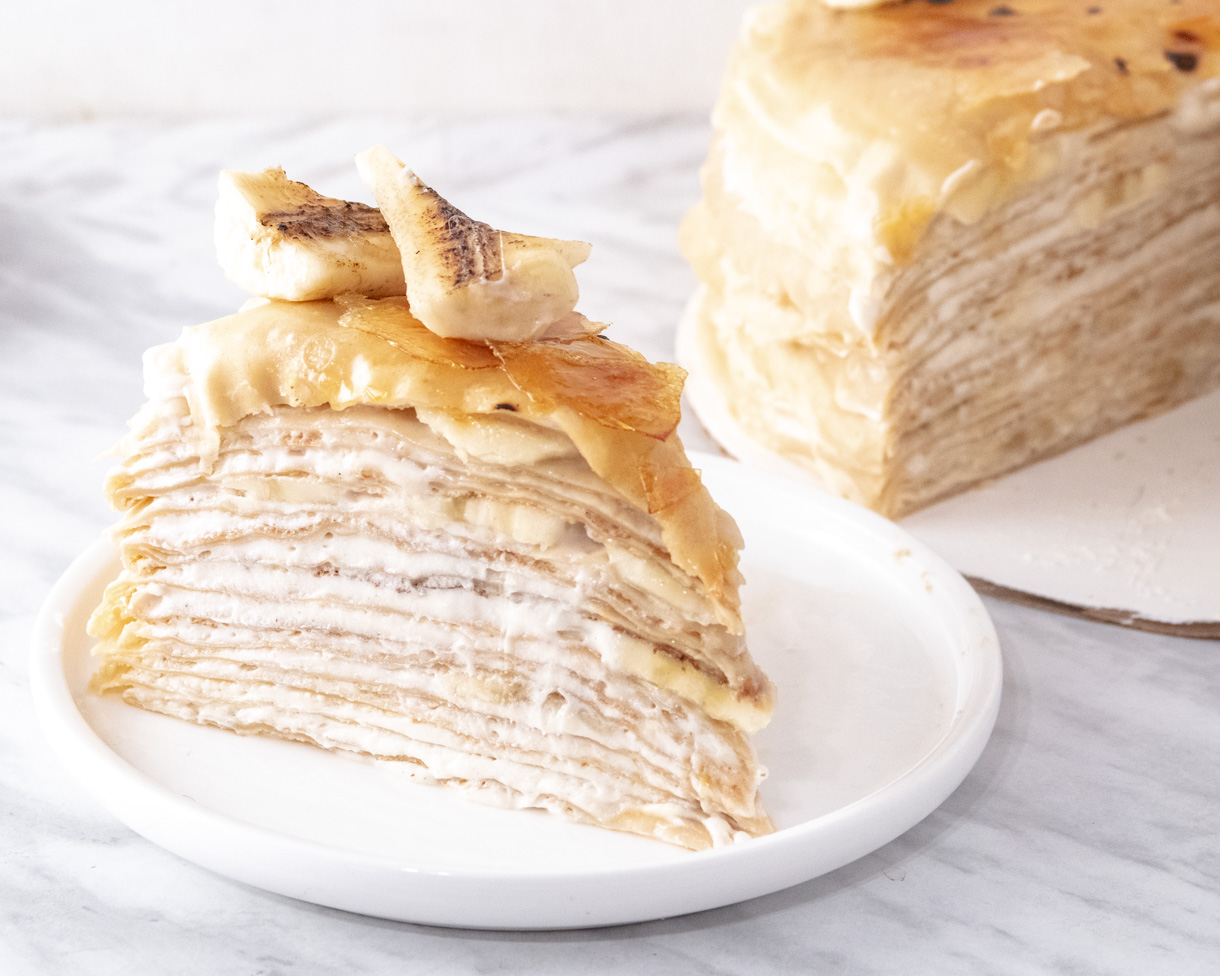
[1,118,1218,976]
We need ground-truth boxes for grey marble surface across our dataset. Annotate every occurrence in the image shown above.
[1,118,1217,975]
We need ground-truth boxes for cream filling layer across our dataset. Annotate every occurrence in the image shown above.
[116,520,765,733]
[109,399,766,728]
[116,404,714,628]
[103,542,767,833]
[115,676,756,842]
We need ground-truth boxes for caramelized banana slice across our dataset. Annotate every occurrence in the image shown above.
[355,145,591,342]
[215,167,405,301]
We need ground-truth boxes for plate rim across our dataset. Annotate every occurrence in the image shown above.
[30,454,1002,927]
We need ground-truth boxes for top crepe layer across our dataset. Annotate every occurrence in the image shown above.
[157,296,746,632]
[729,0,1220,259]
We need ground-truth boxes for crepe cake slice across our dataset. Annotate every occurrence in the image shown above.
[88,162,775,851]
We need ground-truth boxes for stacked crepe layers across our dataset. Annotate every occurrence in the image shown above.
[90,150,775,850]
[682,0,1220,518]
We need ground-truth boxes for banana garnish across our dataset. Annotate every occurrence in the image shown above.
[215,167,405,302]
[355,145,591,342]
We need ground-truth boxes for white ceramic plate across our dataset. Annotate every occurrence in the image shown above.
[30,454,1001,930]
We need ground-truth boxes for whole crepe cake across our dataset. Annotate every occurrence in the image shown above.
[682,0,1220,518]
[89,147,775,851]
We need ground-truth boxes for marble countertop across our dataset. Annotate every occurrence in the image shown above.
[2,118,1217,976]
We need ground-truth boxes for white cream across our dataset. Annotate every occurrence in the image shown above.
[108,394,766,722]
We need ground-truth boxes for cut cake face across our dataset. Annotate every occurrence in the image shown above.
[90,151,775,851]
[682,0,1220,517]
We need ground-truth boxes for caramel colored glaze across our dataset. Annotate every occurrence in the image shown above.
[335,296,503,370]
[744,0,1220,258]
[495,339,684,440]
[338,296,685,441]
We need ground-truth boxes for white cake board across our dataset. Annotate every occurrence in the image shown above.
[677,294,1220,637]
